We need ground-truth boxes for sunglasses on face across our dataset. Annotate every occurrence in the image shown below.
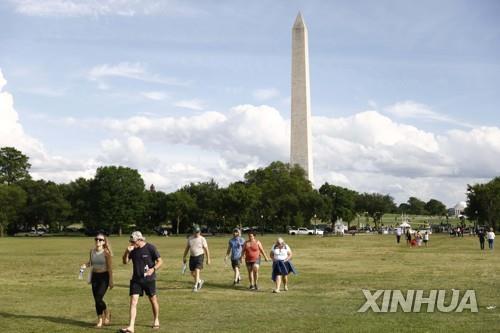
[95,238,105,242]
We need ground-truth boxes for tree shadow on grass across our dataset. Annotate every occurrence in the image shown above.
[0,311,90,328]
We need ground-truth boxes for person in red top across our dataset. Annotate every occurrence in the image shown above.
[241,230,269,290]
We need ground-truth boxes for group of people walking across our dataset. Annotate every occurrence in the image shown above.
[477,228,496,250]
[395,228,430,247]
[81,228,296,332]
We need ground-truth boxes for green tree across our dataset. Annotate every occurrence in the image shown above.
[142,190,168,231]
[60,177,91,226]
[425,199,447,216]
[88,166,146,235]
[356,192,397,227]
[19,179,71,232]
[407,197,427,215]
[465,177,500,230]
[244,161,314,231]
[221,182,261,230]
[0,184,27,236]
[0,147,31,184]
[183,180,222,232]
[319,183,359,227]
[166,190,196,234]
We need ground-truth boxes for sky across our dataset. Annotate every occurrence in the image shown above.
[1,0,500,207]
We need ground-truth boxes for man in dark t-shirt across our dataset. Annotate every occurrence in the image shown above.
[120,231,163,333]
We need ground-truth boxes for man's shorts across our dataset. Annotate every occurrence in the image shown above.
[130,279,156,297]
[189,254,204,271]
[231,258,241,269]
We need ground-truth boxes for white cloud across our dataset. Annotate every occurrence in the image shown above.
[253,88,280,101]
[88,62,189,86]
[10,0,202,17]
[173,99,205,111]
[0,68,97,182]
[3,69,498,206]
[141,91,169,101]
[385,100,472,128]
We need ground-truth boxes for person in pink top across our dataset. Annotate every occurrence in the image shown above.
[241,230,269,290]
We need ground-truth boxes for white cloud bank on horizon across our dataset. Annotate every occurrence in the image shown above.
[0,68,98,181]
[2,68,500,206]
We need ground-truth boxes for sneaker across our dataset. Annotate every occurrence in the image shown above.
[192,286,198,292]
[237,276,241,284]
[284,285,288,291]
[254,284,259,291]
[249,285,255,290]
[272,289,280,293]
[197,279,204,290]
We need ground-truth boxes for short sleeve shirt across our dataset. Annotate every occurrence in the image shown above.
[228,236,245,260]
[188,235,208,257]
[272,244,291,261]
[129,243,161,281]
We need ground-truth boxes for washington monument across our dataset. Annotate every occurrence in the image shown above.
[290,12,313,182]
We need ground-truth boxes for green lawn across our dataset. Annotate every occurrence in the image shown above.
[0,234,498,332]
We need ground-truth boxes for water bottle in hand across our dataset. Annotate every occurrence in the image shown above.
[144,264,149,277]
[78,267,85,280]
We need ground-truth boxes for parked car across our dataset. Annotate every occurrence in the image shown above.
[29,229,46,236]
[288,227,324,236]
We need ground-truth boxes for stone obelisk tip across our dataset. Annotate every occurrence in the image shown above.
[293,12,306,28]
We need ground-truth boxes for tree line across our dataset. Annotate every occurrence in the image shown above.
[0,146,482,237]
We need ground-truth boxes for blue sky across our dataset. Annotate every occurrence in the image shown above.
[1,0,499,206]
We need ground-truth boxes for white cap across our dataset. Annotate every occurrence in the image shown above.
[130,231,145,242]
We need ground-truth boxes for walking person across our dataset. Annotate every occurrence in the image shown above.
[395,227,402,244]
[478,229,486,250]
[183,226,211,292]
[120,231,163,333]
[225,228,245,286]
[270,237,296,293]
[241,230,269,291]
[406,229,412,246]
[423,231,429,247]
[487,228,495,250]
[81,233,113,328]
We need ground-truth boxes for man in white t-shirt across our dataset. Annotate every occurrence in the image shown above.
[395,227,402,244]
[183,226,211,292]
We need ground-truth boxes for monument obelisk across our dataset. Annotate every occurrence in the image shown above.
[291,12,313,182]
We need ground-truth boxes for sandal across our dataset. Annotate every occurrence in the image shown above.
[119,328,134,333]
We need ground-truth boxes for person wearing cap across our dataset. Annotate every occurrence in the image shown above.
[270,237,296,293]
[241,230,269,290]
[183,226,211,292]
[225,228,245,285]
[120,231,163,333]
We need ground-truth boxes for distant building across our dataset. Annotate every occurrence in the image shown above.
[454,201,467,217]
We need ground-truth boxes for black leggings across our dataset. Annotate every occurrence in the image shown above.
[91,272,109,315]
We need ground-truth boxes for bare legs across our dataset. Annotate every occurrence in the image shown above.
[123,294,159,332]
[149,295,160,328]
[233,266,240,283]
[124,294,139,332]
[246,264,260,289]
[191,268,201,290]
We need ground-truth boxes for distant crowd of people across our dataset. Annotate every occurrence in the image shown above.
[80,228,297,332]
[395,227,429,247]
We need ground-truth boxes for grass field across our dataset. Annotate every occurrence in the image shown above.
[0,234,498,333]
